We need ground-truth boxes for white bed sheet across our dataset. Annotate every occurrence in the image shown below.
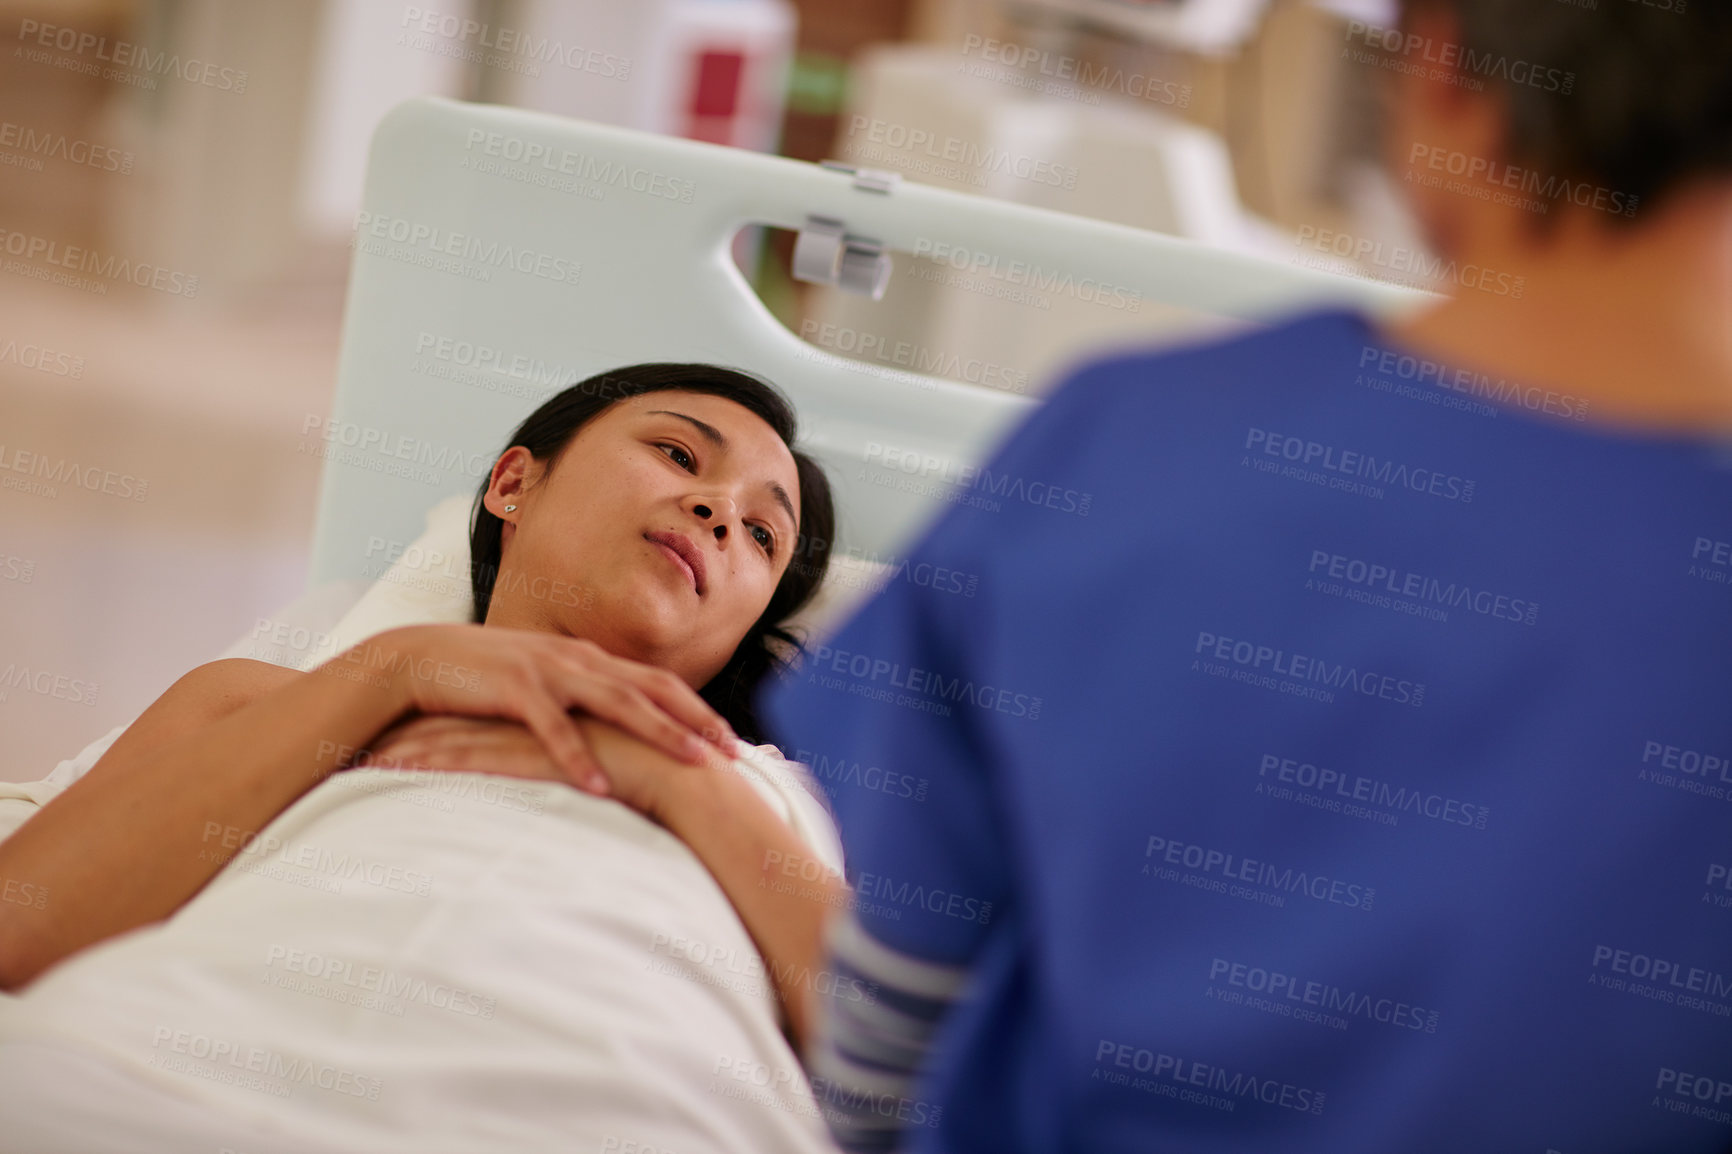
[0,743,846,1153]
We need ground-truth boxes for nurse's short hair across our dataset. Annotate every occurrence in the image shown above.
[1399,0,1732,220]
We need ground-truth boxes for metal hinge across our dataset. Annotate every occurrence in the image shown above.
[792,214,893,300]
[792,163,901,299]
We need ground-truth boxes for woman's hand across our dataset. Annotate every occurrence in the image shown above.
[363,712,730,823]
[569,715,735,821]
[361,714,573,785]
[330,623,738,792]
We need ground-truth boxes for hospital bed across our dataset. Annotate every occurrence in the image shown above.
[309,94,1426,602]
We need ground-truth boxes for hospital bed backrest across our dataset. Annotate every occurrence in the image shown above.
[308,95,1427,586]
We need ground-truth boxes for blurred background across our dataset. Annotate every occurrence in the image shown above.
[0,0,1436,779]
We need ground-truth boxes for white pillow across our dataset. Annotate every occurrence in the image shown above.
[216,576,373,670]
[303,493,477,668]
[307,493,892,662]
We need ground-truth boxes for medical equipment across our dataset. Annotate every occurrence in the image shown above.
[502,0,798,153]
[309,94,1426,598]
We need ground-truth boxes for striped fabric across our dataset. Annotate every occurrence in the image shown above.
[806,911,968,1152]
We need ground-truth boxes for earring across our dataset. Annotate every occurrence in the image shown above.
[503,504,517,513]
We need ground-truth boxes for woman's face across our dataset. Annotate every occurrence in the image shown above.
[480,390,803,689]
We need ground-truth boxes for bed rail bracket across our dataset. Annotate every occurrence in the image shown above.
[792,211,893,300]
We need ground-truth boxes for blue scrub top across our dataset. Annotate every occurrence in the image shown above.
[760,309,1732,1153]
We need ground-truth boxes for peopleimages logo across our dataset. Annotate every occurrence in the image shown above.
[1092,1039,1326,1115]
[1257,752,1490,831]
[300,415,493,480]
[1194,629,1426,708]
[1406,143,1638,219]
[0,443,149,501]
[794,747,929,802]
[0,336,84,377]
[202,821,436,897]
[1144,834,1375,911]
[1244,427,1476,503]
[1654,1067,1732,1128]
[852,869,992,924]
[16,18,249,92]
[0,228,198,297]
[1703,863,1732,910]
[400,6,631,80]
[1636,738,1732,804]
[1,876,47,911]
[351,211,581,287]
[148,1028,381,1100]
[861,440,1092,516]
[845,117,1080,190]
[803,641,1043,720]
[1206,956,1440,1033]
[1357,346,1589,421]
[1589,944,1732,1013]
[1293,225,1523,299]
[802,320,1030,392]
[0,120,132,173]
[1343,21,1574,94]
[1689,536,1731,588]
[263,945,496,1019]
[461,129,693,202]
[0,664,99,706]
[911,239,1142,311]
[961,35,1191,108]
[1307,549,1539,626]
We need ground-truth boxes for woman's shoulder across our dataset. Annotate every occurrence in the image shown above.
[77,660,304,787]
[173,658,304,716]
[26,660,302,797]
[729,743,845,879]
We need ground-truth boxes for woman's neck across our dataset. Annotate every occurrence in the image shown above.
[1382,183,1732,436]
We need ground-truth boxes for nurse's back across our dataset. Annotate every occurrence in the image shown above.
[761,1,1732,1150]
[935,311,1732,1151]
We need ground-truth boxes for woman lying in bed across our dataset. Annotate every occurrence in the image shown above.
[0,364,855,1154]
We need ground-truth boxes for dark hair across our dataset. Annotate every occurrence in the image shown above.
[468,363,835,745]
[1399,0,1732,219]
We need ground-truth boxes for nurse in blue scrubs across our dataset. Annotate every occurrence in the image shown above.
[760,1,1732,1150]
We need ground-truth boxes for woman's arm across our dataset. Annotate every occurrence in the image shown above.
[511,717,848,1050]
[90,658,304,769]
[0,654,410,991]
[652,751,846,1051]
[0,623,749,994]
